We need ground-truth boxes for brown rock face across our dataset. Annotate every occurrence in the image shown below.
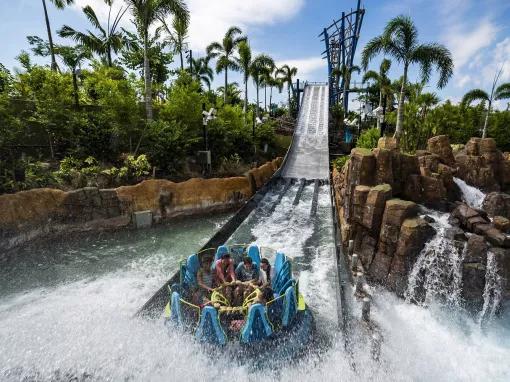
[373,148,394,185]
[464,234,488,263]
[420,175,447,207]
[377,136,398,151]
[427,135,455,165]
[482,192,510,218]
[362,184,392,235]
[494,216,510,233]
[353,185,371,224]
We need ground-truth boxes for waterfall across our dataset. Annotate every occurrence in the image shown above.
[479,251,503,325]
[405,210,466,307]
[454,177,486,209]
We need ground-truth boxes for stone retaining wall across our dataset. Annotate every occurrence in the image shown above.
[0,157,283,252]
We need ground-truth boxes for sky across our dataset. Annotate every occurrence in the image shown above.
[1,0,510,108]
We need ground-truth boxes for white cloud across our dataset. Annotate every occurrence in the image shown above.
[275,57,325,79]
[71,0,305,53]
[444,18,498,71]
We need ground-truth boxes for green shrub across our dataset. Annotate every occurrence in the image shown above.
[356,128,380,150]
[332,156,349,171]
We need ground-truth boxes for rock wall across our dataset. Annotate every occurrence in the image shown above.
[333,134,510,311]
[0,158,282,252]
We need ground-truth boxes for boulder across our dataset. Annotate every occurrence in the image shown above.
[420,175,447,207]
[353,185,371,224]
[377,136,398,151]
[403,174,423,203]
[360,234,378,268]
[349,148,376,187]
[484,227,508,247]
[494,216,510,233]
[479,138,497,154]
[461,262,486,311]
[464,234,488,264]
[427,135,455,165]
[492,248,510,300]
[418,153,441,173]
[379,199,418,245]
[451,203,489,229]
[373,148,394,186]
[465,138,481,156]
[395,218,436,258]
[362,183,392,235]
[482,192,510,218]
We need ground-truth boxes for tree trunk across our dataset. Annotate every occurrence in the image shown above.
[224,68,228,104]
[143,30,153,122]
[482,101,491,138]
[107,45,113,67]
[269,86,273,116]
[264,85,267,112]
[377,88,383,132]
[42,0,58,72]
[394,64,408,140]
[179,50,184,71]
[47,130,54,159]
[256,83,260,118]
[72,69,79,107]
[243,75,248,114]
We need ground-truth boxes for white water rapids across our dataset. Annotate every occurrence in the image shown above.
[453,177,486,209]
[1,186,510,381]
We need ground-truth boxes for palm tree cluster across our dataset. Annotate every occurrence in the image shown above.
[38,0,299,124]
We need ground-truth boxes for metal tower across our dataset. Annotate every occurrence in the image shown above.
[319,0,365,113]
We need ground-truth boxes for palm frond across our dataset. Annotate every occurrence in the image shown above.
[362,70,379,84]
[361,35,386,70]
[461,89,490,106]
[495,83,510,100]
[412,43,453,88]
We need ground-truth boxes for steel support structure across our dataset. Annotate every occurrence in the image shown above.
[319,1,365,113]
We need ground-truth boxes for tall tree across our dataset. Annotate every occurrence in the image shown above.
[361,15,453,140]
[56,45,91,107]
[236,40,252,115]
[160,15,188,70]
[251,54,275,118]
[276,64,298,113]
[462,69,510,138]
[332,64,360,112]
[190,57,213,90]
[362,58,392,131]
[42,0,75,71]
[206,26,246,104]
[125,0,189,122]
[58,1,128,67]
[267,71,284,116]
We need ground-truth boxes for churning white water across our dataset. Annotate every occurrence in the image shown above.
[406,210,466,307]
[480,251,503,325]
[454,177,486,209]
[2,188,510,380]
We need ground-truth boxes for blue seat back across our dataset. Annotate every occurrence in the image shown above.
[272,260,291,294]
[276,278,294,296]
[170,291,183,325]
[247,245,261,267]
[273,252,286,277]
[195,306,227,345]
[282,285,297,327]
[267,296,284,328]
[183,254,200,287]
[240,303,273,343]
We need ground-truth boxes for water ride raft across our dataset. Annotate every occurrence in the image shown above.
[164,244,315,355]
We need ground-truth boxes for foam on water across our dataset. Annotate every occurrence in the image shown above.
[454,177,486,209]
[2,189,510,380]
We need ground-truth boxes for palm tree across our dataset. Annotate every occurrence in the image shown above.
[251,54,275,118]
[236,40,252,114]
[267,72,284,116]
[361,15,453,140]
[42,0,75,71]
[58,1,128,67]
[159,14,188,70]
[191,57,213,90]
[461,69,510,138]
[55,45,91,107]
[217,83,242,106]
[125,0,189,122]
[276,65,298,113]
[362,59,392,131]
[206,26,246,104]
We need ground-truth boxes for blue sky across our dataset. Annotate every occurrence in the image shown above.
[1,0,510,108]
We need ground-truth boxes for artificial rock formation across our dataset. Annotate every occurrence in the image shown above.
[0,158,282,252]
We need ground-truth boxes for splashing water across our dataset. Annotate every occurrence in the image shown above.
[454,177,486,209]
[480,251,503,325]
[406,210,466,307]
